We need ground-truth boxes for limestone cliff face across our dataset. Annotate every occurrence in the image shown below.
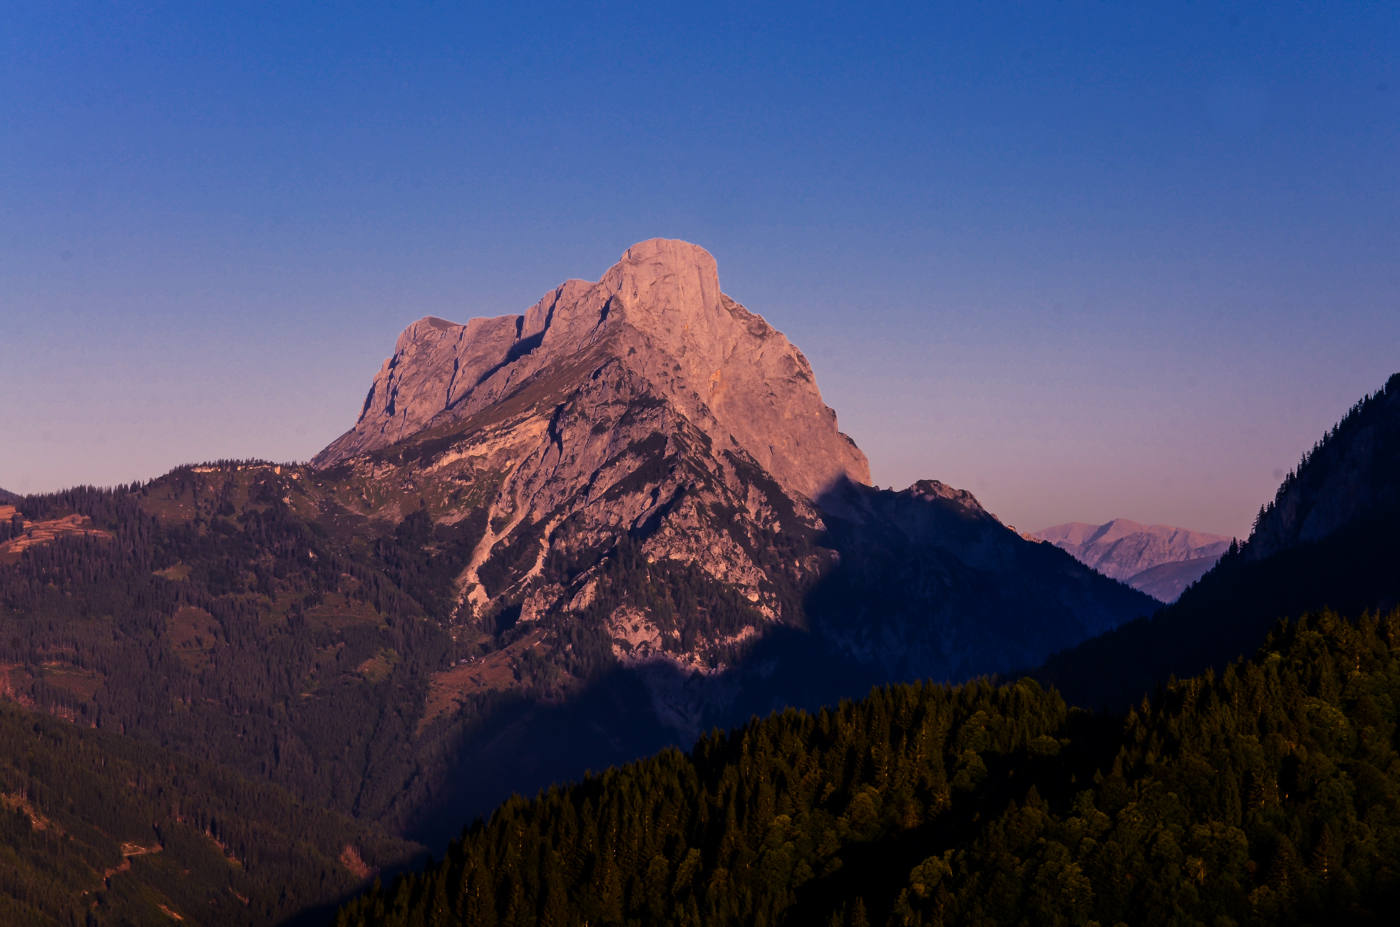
[315,239,869,501]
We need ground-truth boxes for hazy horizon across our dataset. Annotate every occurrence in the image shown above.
[4,3,1397,538]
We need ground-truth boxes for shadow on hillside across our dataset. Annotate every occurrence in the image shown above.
[404,479,1159,853]
[402,624,889,851]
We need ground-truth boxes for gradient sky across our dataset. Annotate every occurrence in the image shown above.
[2,2,1397,538]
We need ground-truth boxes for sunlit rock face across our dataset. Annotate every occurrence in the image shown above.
[310,239,1154,753]
[316,238,870,501]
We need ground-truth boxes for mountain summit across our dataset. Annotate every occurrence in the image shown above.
[316,239,869,500]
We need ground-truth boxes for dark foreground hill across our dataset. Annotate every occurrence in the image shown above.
[0,700,419,926]
[333,608,1400,927]
[1037,371,1400,711]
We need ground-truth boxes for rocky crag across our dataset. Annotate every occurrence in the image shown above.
[310,240,1153,766]
[1031,519,1231,602]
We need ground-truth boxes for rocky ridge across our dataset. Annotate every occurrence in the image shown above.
[316,238,869,501]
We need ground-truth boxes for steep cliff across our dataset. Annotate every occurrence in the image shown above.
[315,238,869,501]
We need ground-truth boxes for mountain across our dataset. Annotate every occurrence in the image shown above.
[300,239,1152,819]
[1030,519,1232,602]
[315,238,869,501]
[1117,555,1221,603]
[333,607,1400,927]
[1037,371,1400,710]
[0,240,1153,885]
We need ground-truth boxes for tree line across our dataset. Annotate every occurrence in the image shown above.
[335,608,1400,927]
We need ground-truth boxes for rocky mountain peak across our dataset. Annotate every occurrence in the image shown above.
[316,238,868,500]
[296,239,1152,785]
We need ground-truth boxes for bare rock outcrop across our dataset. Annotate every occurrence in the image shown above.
[315,239,869,502]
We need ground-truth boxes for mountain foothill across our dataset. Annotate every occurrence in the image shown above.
[0,239,1396,926]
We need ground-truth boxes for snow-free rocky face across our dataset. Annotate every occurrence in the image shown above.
[316,238,869,501]
[310,239,1154,823]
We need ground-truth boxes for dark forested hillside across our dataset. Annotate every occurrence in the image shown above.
[1036,372,1400,712]
[0,698,418,926]
[333,608,1400,927]
[0,469,485,829]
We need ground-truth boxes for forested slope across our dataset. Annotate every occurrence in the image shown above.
[0,470,491,830]
[1036,372,1400,712]
[0,699,418,926]
[334,608,1400,927]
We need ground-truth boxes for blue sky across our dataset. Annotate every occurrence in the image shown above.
[2,1,1397,537]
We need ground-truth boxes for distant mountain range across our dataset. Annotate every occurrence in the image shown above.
[1030,519,1232,602]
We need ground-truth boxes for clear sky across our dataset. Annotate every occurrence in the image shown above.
[2,2,1397,538]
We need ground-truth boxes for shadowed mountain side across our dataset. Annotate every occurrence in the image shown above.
[810,479,1157,682]
[1033,371,1400,713]
[0,487,18,504]
[406,481,1155,850]
[1036,507,1400,714]
[404,666,682,850]
[1247,372,1400,560]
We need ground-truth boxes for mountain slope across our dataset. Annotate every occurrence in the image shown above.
[0,240,1154,869]
[1120,554,1221,602]
[0,699,418,927]
[1037,371,1400,709]
[1031,518,1231,602]
[334,608,1400,927]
